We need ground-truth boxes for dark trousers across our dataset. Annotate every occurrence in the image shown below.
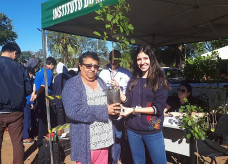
[23,104,31,139]
[55,107,69,126]
[109,118,124,164]
[35,94,48,147]
[0,112,24,164]
[37,112,48,146]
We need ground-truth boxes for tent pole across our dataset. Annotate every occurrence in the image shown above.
[42,29,54,164]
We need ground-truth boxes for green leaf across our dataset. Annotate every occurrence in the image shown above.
[188,120,192,126]
[115,15,119,21]
[130,39,135,44]
[105,24,111,29]
[93,31,101,36]
[128,24,134,30]
[187,134,191,139]
[194,133,199,139]
[104,31,107,37]
[119,26,123,33]
[107,14,113,21]
[201,136,205,140]
[195,127,198,133]
[112,19,116,24]
[123,40,129,45]
[94,16,101,20]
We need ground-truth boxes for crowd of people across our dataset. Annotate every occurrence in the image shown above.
[0,42,198,164]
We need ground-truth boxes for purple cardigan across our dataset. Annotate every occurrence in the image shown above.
[123,78,168,134]
[62,73,109,164]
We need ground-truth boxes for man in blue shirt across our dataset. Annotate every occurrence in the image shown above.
[31,57,57,147]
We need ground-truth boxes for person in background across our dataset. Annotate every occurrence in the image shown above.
[113,45,170,164]
[0,42,33,164]
[62,52,121,164]
[22,67,35,144]
[99,50,131,164]
[68,69,78,77]
[25,58,40,69]
[30,57,57,147]
[52,62,72,126]
[164,82,193,113]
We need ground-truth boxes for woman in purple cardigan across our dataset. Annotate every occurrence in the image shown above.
[62,52,121,164]
[112,46,170,164]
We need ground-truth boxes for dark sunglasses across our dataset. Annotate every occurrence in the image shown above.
[177,88,187,93]
[82,63,99,70]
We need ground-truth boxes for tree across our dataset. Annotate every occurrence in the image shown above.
[0,13,17,46]
[17,51,35,65]
[94,0,135,50]
[183,53,222,83]
[47,31,108,68]
[47,31,78,66]
[113,42,136,70]
[159,45,183,67]
[75,36,108,68]
[76,36,108,55]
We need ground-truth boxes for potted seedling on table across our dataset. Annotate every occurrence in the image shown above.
[178,98,207,163]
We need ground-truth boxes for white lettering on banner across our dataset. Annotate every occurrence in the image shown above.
[69,1,75,13]
[78,0,83,10]
[96,0,103,3]
[53,0,108,20]
[84,0,94,8]
[61,4,65,17]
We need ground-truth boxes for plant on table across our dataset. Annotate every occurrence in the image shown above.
[179,98,207,140]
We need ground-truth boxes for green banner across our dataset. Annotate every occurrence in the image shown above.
[41,0,118,29]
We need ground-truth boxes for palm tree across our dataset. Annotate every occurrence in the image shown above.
[47,31,78,65]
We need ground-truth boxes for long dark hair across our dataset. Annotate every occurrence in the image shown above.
[129,45,170,91]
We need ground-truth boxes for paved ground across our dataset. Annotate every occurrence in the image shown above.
[1,131,228,164]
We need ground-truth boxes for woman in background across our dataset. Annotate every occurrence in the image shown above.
[164,82,193,113]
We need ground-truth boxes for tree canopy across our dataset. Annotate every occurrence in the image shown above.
[0,13,17,46]
[47,31,108,68]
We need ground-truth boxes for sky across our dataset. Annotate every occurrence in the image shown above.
[0,0,48,52]
[0,0,113,53]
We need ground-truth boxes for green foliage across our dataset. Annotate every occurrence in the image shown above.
[185,39,228,58]
[0,13,17,46]
[160,45,182,67]
[47,31,108,68]
[94,0,135,49]
[47,31,78,66]
[183,53,222,83]
[113,43,136,70]
[17,51,35,65]
[179,98,207,140]
[210,39,228,50]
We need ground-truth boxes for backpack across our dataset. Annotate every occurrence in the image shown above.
[35,141,65,164]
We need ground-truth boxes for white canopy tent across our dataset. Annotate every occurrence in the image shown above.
[201,46,228,60]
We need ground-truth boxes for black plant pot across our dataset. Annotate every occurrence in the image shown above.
[107,88,120,104]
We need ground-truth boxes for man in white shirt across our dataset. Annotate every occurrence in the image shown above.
[99,50,131,164]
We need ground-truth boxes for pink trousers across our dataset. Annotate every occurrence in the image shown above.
[76,147,109,164]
